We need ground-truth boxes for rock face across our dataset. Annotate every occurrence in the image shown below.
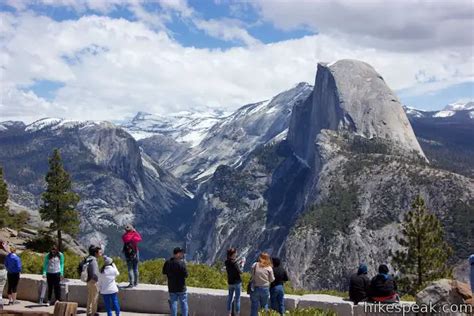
[288,60,425,165]
[134,83,312,187]
[0,119,194,258]
[187,60,474,290]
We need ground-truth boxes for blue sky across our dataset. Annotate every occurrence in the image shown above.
[1,0,473,122]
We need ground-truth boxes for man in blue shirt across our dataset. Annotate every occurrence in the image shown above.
[5,245,22,305]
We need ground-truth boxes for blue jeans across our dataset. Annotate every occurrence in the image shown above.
[250,287,270,316]
[126,258,139,286]
[227,283,241,313]
[102,293,120,316]
[270,285,285,314]
[169,292,188,316]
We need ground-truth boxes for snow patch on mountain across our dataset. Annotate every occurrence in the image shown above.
[444,100,474,111]
[120,110,229,147]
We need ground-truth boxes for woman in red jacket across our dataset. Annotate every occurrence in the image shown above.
[122,224,142,288]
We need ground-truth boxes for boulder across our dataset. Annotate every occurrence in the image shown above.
[416,279,473,313]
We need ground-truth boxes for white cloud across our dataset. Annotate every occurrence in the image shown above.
[0,12,473,123]
[250,0,474,52]
[194,18,261,46]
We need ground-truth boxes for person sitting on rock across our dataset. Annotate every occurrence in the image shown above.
[470,254,474,293]
[369,264,399,303]
[349,263,370,305]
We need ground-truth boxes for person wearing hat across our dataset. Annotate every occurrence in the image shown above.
[162,247,188,316]
[85,245,102,316]
[349,263,370,305]
[5,245,22,305]
[369,264,399,303]
[99,256,120,316]
[121,224,142,288]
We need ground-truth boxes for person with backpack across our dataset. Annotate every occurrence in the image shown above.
[85,245,101,316]
[162,247,188,316]
[369,264,399,303]
[349,263,370,305]
[122,224,142,288]
[270,257,289,315]
[99,256,120,316]
[42,245,64,306]
[249,252,275,316]
[5,246,22,305]
[225,248,244,316]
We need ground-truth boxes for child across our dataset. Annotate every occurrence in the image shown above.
[99,256,120,316]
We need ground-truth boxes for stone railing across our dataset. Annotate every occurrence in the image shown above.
[3,274,416,315]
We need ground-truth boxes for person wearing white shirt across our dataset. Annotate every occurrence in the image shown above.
[98,257,120,316]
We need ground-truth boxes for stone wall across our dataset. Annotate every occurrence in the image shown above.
[3,274,417,316]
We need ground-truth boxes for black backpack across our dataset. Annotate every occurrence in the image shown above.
[122,242,137,260]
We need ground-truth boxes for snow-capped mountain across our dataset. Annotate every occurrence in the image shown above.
[120,110,229,146]
[403,100,474,119]
[138,82,313,185]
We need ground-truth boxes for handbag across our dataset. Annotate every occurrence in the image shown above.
[246,264,256,294]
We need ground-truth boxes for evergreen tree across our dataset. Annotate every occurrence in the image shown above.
[0,166,9,227]
[40,149,80,251]
[392,195,452,295]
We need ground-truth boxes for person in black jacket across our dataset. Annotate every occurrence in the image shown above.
[162,247,188,316]
[369,264,399,303]
[349,264,370,305]
[270,257,289,315]
[225,248,244,316]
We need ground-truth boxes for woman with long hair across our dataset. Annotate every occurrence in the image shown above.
[249,252,275,316]
[225,248,244,316]
[42,245,64,306]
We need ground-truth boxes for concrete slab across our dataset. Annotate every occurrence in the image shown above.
[298,294,354,315]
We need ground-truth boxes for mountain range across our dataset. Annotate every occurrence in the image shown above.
[0,59,472,290]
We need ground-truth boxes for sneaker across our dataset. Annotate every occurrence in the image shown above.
[13,301,20,305]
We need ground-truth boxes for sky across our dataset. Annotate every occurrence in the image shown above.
[0,0,473,123]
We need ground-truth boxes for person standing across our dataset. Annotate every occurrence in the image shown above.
[250,252,275,316]
[349,264,370,305]
[86,245,101,316]
[270,257,289,315]
[469,254,474,293]
[5,246,22,305]
[122,224,142,288]
[225,248,243,316]
[99,256,120,316]
[163,247,188,316]
[0,241,9,310]
[42,245,64,306]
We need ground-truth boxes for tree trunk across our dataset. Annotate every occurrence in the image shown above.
[58,229,62,252]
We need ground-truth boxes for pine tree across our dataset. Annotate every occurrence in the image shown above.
[0,166,9,227]
[40,149,80,251]
[392,195,452,295]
